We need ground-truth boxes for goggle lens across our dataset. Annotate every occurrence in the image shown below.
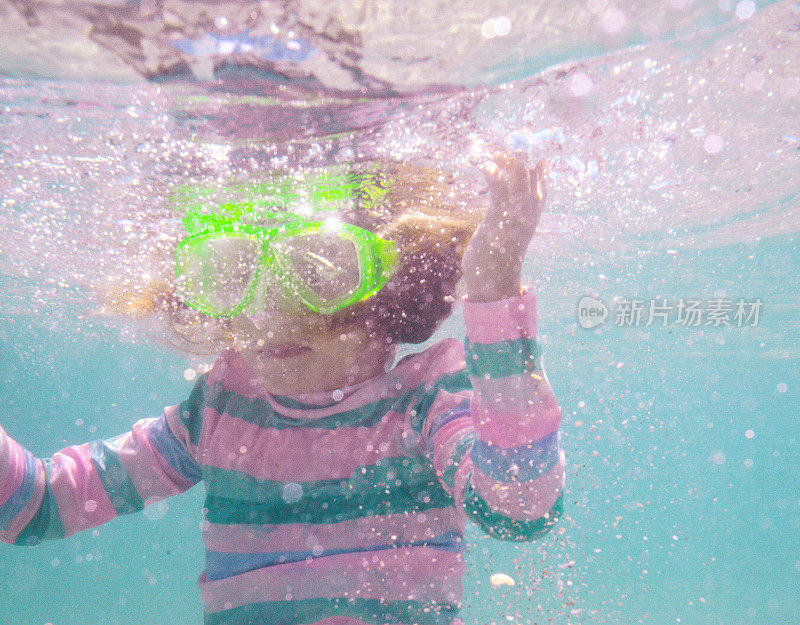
[176,235,261,316]
[273,233,362,305]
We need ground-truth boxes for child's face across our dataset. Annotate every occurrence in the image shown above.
[230,302,394,395]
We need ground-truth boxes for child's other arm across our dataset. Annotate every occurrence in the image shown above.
[456,153,565,541]
[0,377,206,546]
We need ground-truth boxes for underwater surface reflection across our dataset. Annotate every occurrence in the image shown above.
[1,1,799,624]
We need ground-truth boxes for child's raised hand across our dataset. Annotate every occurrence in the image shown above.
[479,149,548,249]
[462,150,549,303]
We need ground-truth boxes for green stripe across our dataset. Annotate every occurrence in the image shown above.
[464,337,541,379]
[13,460,65,546]
[206,370,471,432]
[463,475,563,542]
[202,457,453,525]
[409,371,471,433]
[204,597,460,625]
[440,434,475,492]
[178,373,210,446]
[89,439,145,515]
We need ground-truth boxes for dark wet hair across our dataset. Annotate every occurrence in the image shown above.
[327,245,463,345]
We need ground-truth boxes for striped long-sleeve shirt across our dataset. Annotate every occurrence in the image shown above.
[0,290,565,625]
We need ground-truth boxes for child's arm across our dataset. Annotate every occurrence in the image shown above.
[0,377,206,546]
[428,152,564,541]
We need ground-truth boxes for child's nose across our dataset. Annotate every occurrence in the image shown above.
[247,272,301,314]
[239,275,302,329]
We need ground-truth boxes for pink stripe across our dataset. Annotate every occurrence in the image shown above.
[413,339,467,385]
[463,290,538,344]
[313,619,416,625]
[311,619,464,625]
[0,430,27,507]
[430,418,473,475]
[215,349,390,412]
[163,405,199,459]
[314,619,370,625]
[214,347,464,421]
[200,546,464,611]
[470,395,562,449]
[470,451,565,521]
[0,467,24,513]
[49,444,118,538]
[264,379,394,422]
[200,408,411,482]
[207,351,265,400]
[113,419,193,503]
[3,460,46,542]
[471,367,555,415]
[312,618,463,625]
[202,506,462,554]
[393,339,465,392]
[212,341,466,424]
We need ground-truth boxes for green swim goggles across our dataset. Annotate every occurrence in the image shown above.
[174,215,399,317]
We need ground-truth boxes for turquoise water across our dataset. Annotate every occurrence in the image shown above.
[2,235,798,624]
[2,1,800,623]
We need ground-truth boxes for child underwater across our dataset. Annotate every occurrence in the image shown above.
[0,152,565,625]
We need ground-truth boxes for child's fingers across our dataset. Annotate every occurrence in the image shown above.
[530,159,549,204]
[538,157,552,176]
[487,148,512,165]
[487,151,527,195]
[482,151,550,212]
[480,158,501,177]
[487,149,525,175]
[482,164,511,208]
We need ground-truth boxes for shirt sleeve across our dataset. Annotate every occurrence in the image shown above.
[420,289,565,542]
[0,374,208,546]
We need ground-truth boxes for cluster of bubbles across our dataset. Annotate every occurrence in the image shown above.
[1,2,798,624]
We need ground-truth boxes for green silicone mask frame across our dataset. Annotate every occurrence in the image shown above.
[175,218,399,317]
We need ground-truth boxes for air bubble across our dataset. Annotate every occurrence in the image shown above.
[490,573,516,587]
[601,8,627,33]
[493,16,512,37]
[704,135,725,154]
[744,71,765,92]
[570,73,593,97]
[282,483,304,503]
[481,17,512,39]
[735,0,756,20]
[143,498,168,521]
